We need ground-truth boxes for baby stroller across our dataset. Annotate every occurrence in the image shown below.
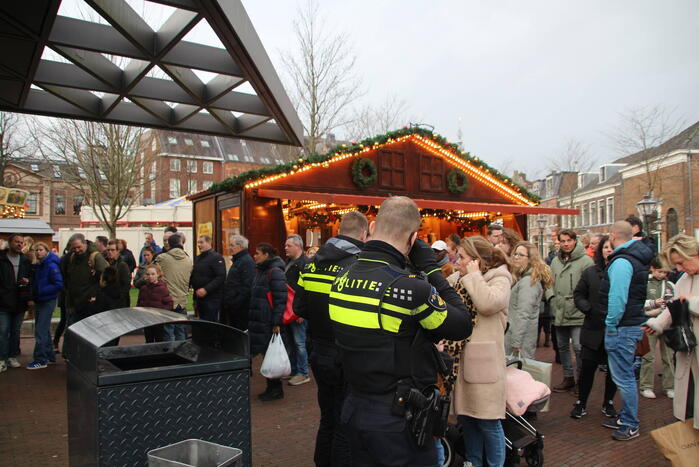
[440,359,549,466]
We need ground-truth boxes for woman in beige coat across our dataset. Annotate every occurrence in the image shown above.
[447,236,512,467]
[645,234,699,429]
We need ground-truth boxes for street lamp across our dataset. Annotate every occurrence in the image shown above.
[537,216,547,257]
[636,194,659,235]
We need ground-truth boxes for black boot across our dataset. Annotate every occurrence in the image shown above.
[259,378,284,401]
[544,332,551,347]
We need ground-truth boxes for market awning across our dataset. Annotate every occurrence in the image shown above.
[256,189,578,215]
[0,0,303,146]
[0,218,55,234]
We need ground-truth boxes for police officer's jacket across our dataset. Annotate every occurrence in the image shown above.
[294,235,364,345]
[329,240,472,396]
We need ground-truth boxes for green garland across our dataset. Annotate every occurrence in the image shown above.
[447,168,468,195]
[351,158,377,188]
[207,126,540,202]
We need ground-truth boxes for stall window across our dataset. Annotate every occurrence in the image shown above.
[419,155,444,192]
[221,205,241,264]
[55,194,65,215]
[379,150,405,189]
[26,193,38,214]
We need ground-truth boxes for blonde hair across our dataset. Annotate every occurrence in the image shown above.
[33,241,51,254]
[511,241,554,289]
[663,234,699,263]
[145,264,164,282]
[460,236,511,274]
[373,196,421,243]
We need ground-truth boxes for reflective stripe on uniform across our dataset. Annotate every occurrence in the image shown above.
[304,279,331,294]
[418,308,447,330]
[329,304,402,333]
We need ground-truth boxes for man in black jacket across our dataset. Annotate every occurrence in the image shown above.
[295,211,368,467]
[284,234,310,386]
[107,240,132,308]
[0,234,32,372]
[626,215,657,253]
[222,234,255,330]
[191,235,226,322]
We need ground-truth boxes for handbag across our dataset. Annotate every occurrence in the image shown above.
[635,333,651,356]
[265,269,299,325]
[650,419,699,467]
[260,333,291,379]
[662,300,697,353]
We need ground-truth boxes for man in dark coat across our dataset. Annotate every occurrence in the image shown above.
[191,235,226,322]
[221,234,255,329]
[63,233,109,324]
[626,215,657,253]
[284,234,310,386]
[0,234,32,371]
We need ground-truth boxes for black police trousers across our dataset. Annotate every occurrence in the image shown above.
[310,342,351,467]
[341,393,437,467]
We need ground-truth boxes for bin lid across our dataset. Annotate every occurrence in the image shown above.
[67,307,190,348]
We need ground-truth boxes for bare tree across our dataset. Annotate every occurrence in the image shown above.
[608,105,685,195]
[546,138,597,224]
[30,119,153,239]
[345,95,411,141]
[281,0,363,154]
[0,112,30,186]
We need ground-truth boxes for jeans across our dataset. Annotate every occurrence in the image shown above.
[162,305,187,341]
[457,415,505,467]
[0,311,25,361]
[310,343,350,467]
[33,299,57,364]
[196,297,221,322]
[290,320,309,377]
[556,325,582,379]
[605,326,643,429]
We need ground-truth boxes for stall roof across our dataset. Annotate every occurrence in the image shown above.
[0,218,55,235]
[0,0,303,146]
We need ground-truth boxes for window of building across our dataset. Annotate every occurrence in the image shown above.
[187,160,197,173]
[168,136,177,145]
[151,138,157,152]
[30,164,39,172]
[52,165,61,178]
[589,201,597,226]
[73,196,84,215]
[241,140,247,147]
[150,180,156,199]
[201,140,210,148]
[575,206,581,227]
[169,179,180,198]
[606,197,614,224]
[667,208,679,238]
[54,193,65,215]
[170,159,180,172]
[598,199,606,224]
[203,161,213,174]
[581,204,588,226]
[202,180,213,190]
[228,154,239,161]
[184,138,194,146]
[26,193,38,214]
[244,155,254,162]
[188,179,198,193]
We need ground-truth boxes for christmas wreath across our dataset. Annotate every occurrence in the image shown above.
[351,158,378,188]
[447,168,468,194]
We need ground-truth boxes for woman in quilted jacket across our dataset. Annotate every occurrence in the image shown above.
[249,243,287,401]
[28,242,63,369]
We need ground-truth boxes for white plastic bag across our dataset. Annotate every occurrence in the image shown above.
[260,333,291,379]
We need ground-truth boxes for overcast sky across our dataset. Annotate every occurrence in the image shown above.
[240,0,699,178]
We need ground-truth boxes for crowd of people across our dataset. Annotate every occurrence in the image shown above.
[1,203,697,466]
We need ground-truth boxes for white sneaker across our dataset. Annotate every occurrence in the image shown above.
[666,390,675,399]
[0,360,6,373]
[7,357,20,368]
[640,389,656,399]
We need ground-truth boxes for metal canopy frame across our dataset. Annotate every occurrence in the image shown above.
[0,0,303,146]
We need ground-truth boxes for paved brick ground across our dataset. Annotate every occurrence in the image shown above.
[1,334,675,466]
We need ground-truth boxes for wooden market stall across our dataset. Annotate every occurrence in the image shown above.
[189,128,575,256]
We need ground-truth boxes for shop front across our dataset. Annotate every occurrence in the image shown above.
[190,128,575,257]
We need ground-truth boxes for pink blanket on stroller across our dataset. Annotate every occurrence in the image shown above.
[506,366,551,416]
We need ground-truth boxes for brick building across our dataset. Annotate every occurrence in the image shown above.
[3,161,83,231]
[139,129,305,204]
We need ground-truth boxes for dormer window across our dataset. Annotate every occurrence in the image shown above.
[30,164,39,172]
[52,165,61,178]
[201,140,210,148]
[184,138,194,146]
[168,136,177,145]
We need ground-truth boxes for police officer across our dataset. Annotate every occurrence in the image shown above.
[329,196,473,466]
[295,211,368,467]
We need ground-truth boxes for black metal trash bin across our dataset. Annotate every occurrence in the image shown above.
[65,307,251,467]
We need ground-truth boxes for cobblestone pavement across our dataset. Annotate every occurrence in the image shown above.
[1,333,674,466]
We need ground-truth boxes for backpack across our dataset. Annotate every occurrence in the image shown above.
[265,268,298,325]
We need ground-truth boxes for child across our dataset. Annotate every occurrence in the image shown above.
[639,256,676,399]
[137,264,173,343]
